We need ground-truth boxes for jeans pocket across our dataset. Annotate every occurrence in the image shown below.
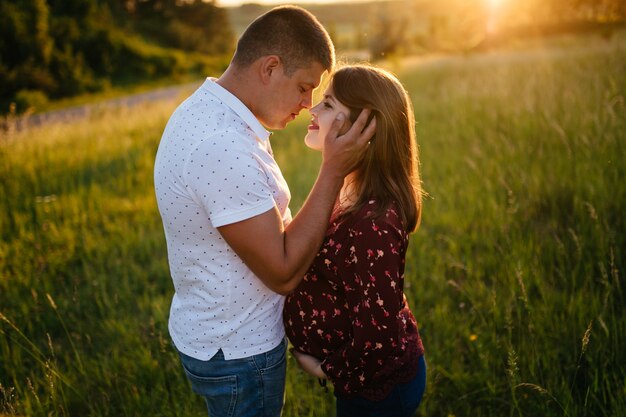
[182,366,238,417]
[253,338,287,373]
[258,345,287,417]
[266,338,287,371]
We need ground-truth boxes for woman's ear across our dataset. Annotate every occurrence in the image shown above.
[338,113,352,136]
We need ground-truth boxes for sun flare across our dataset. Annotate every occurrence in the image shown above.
[488,0,504,8]
[486,0,507,34]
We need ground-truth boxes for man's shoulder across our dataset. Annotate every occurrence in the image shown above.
[173,90,223,123]
[183,128,262,180]
[190,125,257,155]
[170,102,256,151]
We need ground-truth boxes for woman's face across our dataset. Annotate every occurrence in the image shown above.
[305,85,352,152]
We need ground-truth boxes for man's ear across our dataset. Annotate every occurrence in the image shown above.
[259,55,281,85]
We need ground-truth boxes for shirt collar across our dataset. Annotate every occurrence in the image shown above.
[201,77,271,142]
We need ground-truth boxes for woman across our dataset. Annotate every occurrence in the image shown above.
[283,65,426,417]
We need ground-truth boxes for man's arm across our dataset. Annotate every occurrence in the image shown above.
[218,110,376,295]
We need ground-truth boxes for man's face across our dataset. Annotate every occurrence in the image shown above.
[259,61,326,130]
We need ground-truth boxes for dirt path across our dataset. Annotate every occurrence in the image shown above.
[13,80,201,131]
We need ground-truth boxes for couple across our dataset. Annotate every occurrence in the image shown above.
[154,6,425,417]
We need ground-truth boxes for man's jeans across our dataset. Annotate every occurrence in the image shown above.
[177,338,287,417]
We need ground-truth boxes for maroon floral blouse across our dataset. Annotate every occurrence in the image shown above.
[283,200,424,400]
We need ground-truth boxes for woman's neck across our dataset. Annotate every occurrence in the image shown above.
[337,172,358,211]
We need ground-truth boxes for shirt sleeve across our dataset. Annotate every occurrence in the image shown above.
[183,132,276,228]
[321,209,408,393]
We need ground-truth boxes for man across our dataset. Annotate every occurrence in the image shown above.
[154,5,375,416]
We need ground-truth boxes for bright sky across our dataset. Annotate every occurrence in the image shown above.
[216,0,375,7]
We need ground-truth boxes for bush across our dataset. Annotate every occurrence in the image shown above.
[13,89,48,113]
[0,0,235,111]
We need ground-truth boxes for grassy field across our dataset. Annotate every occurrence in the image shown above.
[1,31,625,416]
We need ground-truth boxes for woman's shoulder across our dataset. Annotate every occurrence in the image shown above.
[349,200,405,235]
[358,199,402,221]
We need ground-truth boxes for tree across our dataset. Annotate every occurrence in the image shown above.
[1,0,234,111]
[368,4,409,60]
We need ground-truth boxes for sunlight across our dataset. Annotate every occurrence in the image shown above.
[488,0,504,8]
[486,0,506,34]
[217,0,372,6]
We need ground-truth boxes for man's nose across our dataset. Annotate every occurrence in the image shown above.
[301,91,313,109]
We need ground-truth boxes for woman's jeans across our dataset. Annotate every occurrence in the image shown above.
[335,355,427,417]
[177,338,287,417]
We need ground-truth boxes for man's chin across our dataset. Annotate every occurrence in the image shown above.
[272,120,290,130]
[261,115,294,131]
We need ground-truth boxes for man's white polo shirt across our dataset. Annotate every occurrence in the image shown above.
[154,78,292,360]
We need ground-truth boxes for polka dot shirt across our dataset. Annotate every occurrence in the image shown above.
[154,78,292,360]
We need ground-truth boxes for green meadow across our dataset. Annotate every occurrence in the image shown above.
[1,31,625,416]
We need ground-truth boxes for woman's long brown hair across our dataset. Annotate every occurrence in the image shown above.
[332,65,422,232]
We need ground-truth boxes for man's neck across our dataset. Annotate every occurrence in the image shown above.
[216,66,257,115]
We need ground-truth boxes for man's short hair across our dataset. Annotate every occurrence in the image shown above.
[232,5,335,75]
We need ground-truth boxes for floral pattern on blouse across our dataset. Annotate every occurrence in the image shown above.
[283,200,424,400]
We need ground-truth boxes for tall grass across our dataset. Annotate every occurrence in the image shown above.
[0,100,202,416]
[394,34,626,416]
[1,32,625,416]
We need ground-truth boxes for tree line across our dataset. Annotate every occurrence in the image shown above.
[2,0,624,113]
[0,0,234,113]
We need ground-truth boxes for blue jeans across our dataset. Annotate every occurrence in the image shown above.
[177,338,287,417]
[335,355,427,417]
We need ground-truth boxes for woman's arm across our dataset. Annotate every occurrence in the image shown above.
[218,111,376,295]
[291,349,326,378]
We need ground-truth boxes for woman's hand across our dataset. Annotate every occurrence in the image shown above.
[321,109,376,178]
[290,349,327,379]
